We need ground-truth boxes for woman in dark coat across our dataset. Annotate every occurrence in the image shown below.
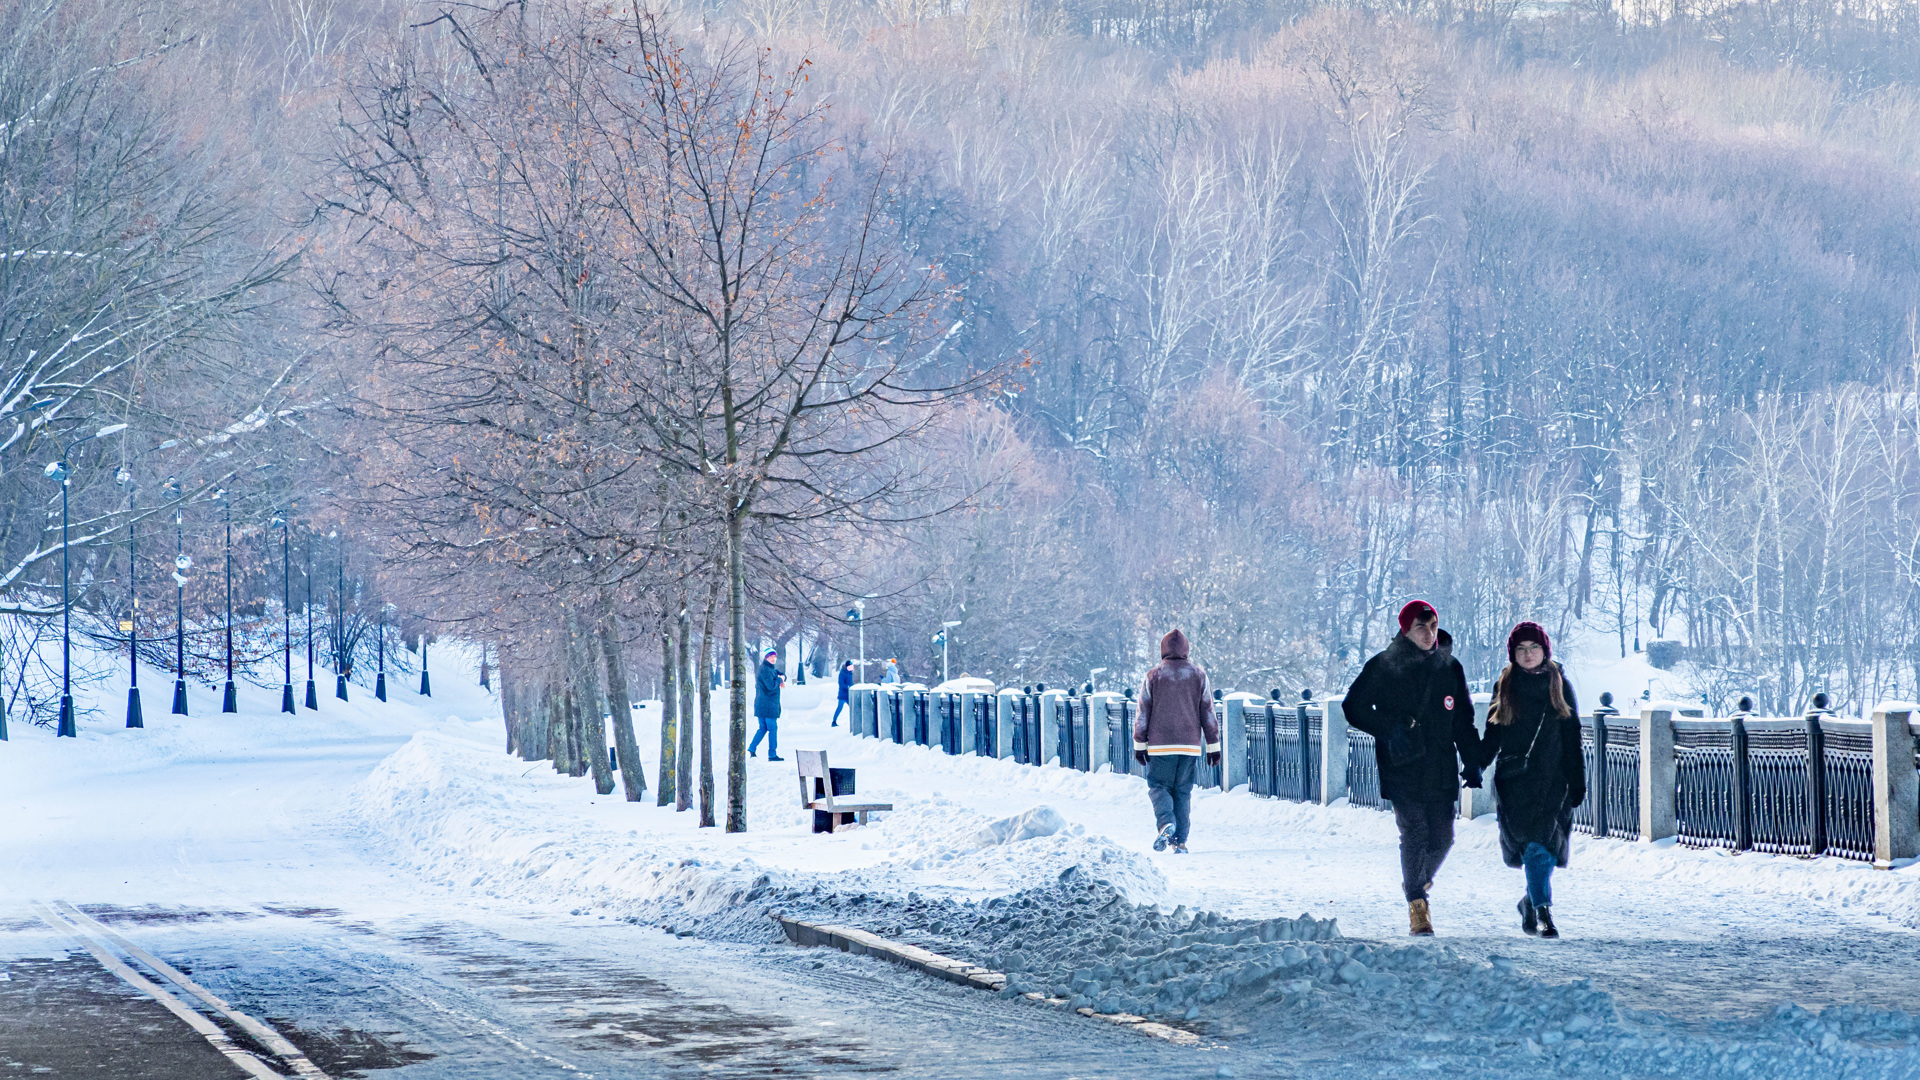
[832,660,854,727]
[1478,622,1584,939]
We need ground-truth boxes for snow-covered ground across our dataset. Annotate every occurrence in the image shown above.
[10,643,1920,1077]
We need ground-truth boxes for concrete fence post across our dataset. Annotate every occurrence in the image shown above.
[1040,689,1067,766]
[1870,701,1920,869]
[851,685,877,738]
[1224,693,1260,792]
[958,692,978,755]
[1320,695,1349,805]
[1088,692,1121,773]
[1639,704,1678,842]
[994,689,1017,759]
[1461,693,1495,820]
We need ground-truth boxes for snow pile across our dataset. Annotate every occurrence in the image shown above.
[350,729,1170,941]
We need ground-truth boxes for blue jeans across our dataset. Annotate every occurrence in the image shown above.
[1523,841,1555,908]
[750,717,779,757]
[832,700,846,725]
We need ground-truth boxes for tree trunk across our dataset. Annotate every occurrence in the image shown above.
[727,507,749,832]
[675,593,694,811]
[547,680,568,773]
[599,597,648,802]
[499,648,517,756]
[658,615,678,806]
[698,567,719,827]
[577,618,616,796]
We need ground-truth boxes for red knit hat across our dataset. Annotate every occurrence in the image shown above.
[1507,621,1551,664]
[1397,600,1437,633]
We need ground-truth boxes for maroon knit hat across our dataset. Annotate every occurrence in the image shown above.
[1507,621,1551,664]
[1397,600,1437,634]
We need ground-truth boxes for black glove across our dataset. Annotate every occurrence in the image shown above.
[1206,751,1222,767]
[1461,764,1484,789]
[1134,750,1150,767]
[1567,788,1587,811]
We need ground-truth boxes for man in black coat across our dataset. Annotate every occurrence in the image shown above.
[1342,600,1480,936]
[748,649,785,762]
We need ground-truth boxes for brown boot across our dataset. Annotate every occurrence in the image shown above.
[1408,898,1434,936]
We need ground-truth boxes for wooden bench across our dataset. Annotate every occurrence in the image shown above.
[795,749,892,833]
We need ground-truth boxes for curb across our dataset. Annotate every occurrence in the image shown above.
[772,915,1200,1045]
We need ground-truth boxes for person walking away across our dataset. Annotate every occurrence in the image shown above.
[1342,600,1480,936]
[832,660,854,727]
[1479,622,1584,939]
[1132,629,1220,855]
[883,658,901,685]
[749,649,786,762]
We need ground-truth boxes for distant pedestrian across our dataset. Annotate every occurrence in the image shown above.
[1132,629,1220,855]
[1342,600,1480,936]
[833,660,854,727]
[883,658,901,685]
[1479,622,1584,940]
[749,649,786,761]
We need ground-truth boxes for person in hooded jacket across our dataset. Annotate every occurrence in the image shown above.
[1478,622,1584,939]
[1341,600,1480,936]
[749,649,785,762]
[832,659,854,727]
[1132,629,1221,854]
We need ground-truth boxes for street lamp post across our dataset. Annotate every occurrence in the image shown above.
[169,479,189,716]
[303,533,317,710]
[276,514,293,714]
[332,531,348,701]
[937,620,962,685]
[217,490,236,713]
[419,630,431,696]
[124,500,143,729]
[847,600,866,682]
[46,423,128,737]
[375,603,389,701]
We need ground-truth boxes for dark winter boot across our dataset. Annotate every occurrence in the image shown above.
[1536,906,1558,939]
[1153,824,1174,852]
[1408,899,1433,936]
[1518,897,1538,936]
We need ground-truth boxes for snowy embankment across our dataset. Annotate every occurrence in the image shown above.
[349,683,1170,939]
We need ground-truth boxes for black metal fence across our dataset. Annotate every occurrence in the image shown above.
[1247,696,1320,802]
[845,685,1895,864]
[1346,729,1387,810]
[1574,711,1640,840]
[1671,713,1874,860]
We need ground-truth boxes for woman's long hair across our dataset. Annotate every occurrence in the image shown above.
[1488,660,1572,725]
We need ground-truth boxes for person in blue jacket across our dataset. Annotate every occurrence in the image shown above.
[833,660,854,726]
[749,649,785,761]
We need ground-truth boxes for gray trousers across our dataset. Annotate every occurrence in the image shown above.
[1393,799,1457,902]
[1146,754,1199,844]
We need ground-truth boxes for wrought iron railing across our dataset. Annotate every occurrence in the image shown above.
[1825,723,1874,861]
[1247,696,1320,802]
[1108,697,1145,778]
[1346,729,1387,810]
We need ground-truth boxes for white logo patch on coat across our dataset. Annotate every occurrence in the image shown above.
[1443,695,1455,711]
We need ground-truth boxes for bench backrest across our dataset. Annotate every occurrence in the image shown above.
[796,749,834,808]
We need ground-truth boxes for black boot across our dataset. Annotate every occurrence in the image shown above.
[1536,906,1558,939]
[1518,897,1538,936]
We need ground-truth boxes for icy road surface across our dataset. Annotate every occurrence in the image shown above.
[6,647,1920,1077]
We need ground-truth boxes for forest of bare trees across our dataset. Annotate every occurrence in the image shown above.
[7,0,1920,821]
